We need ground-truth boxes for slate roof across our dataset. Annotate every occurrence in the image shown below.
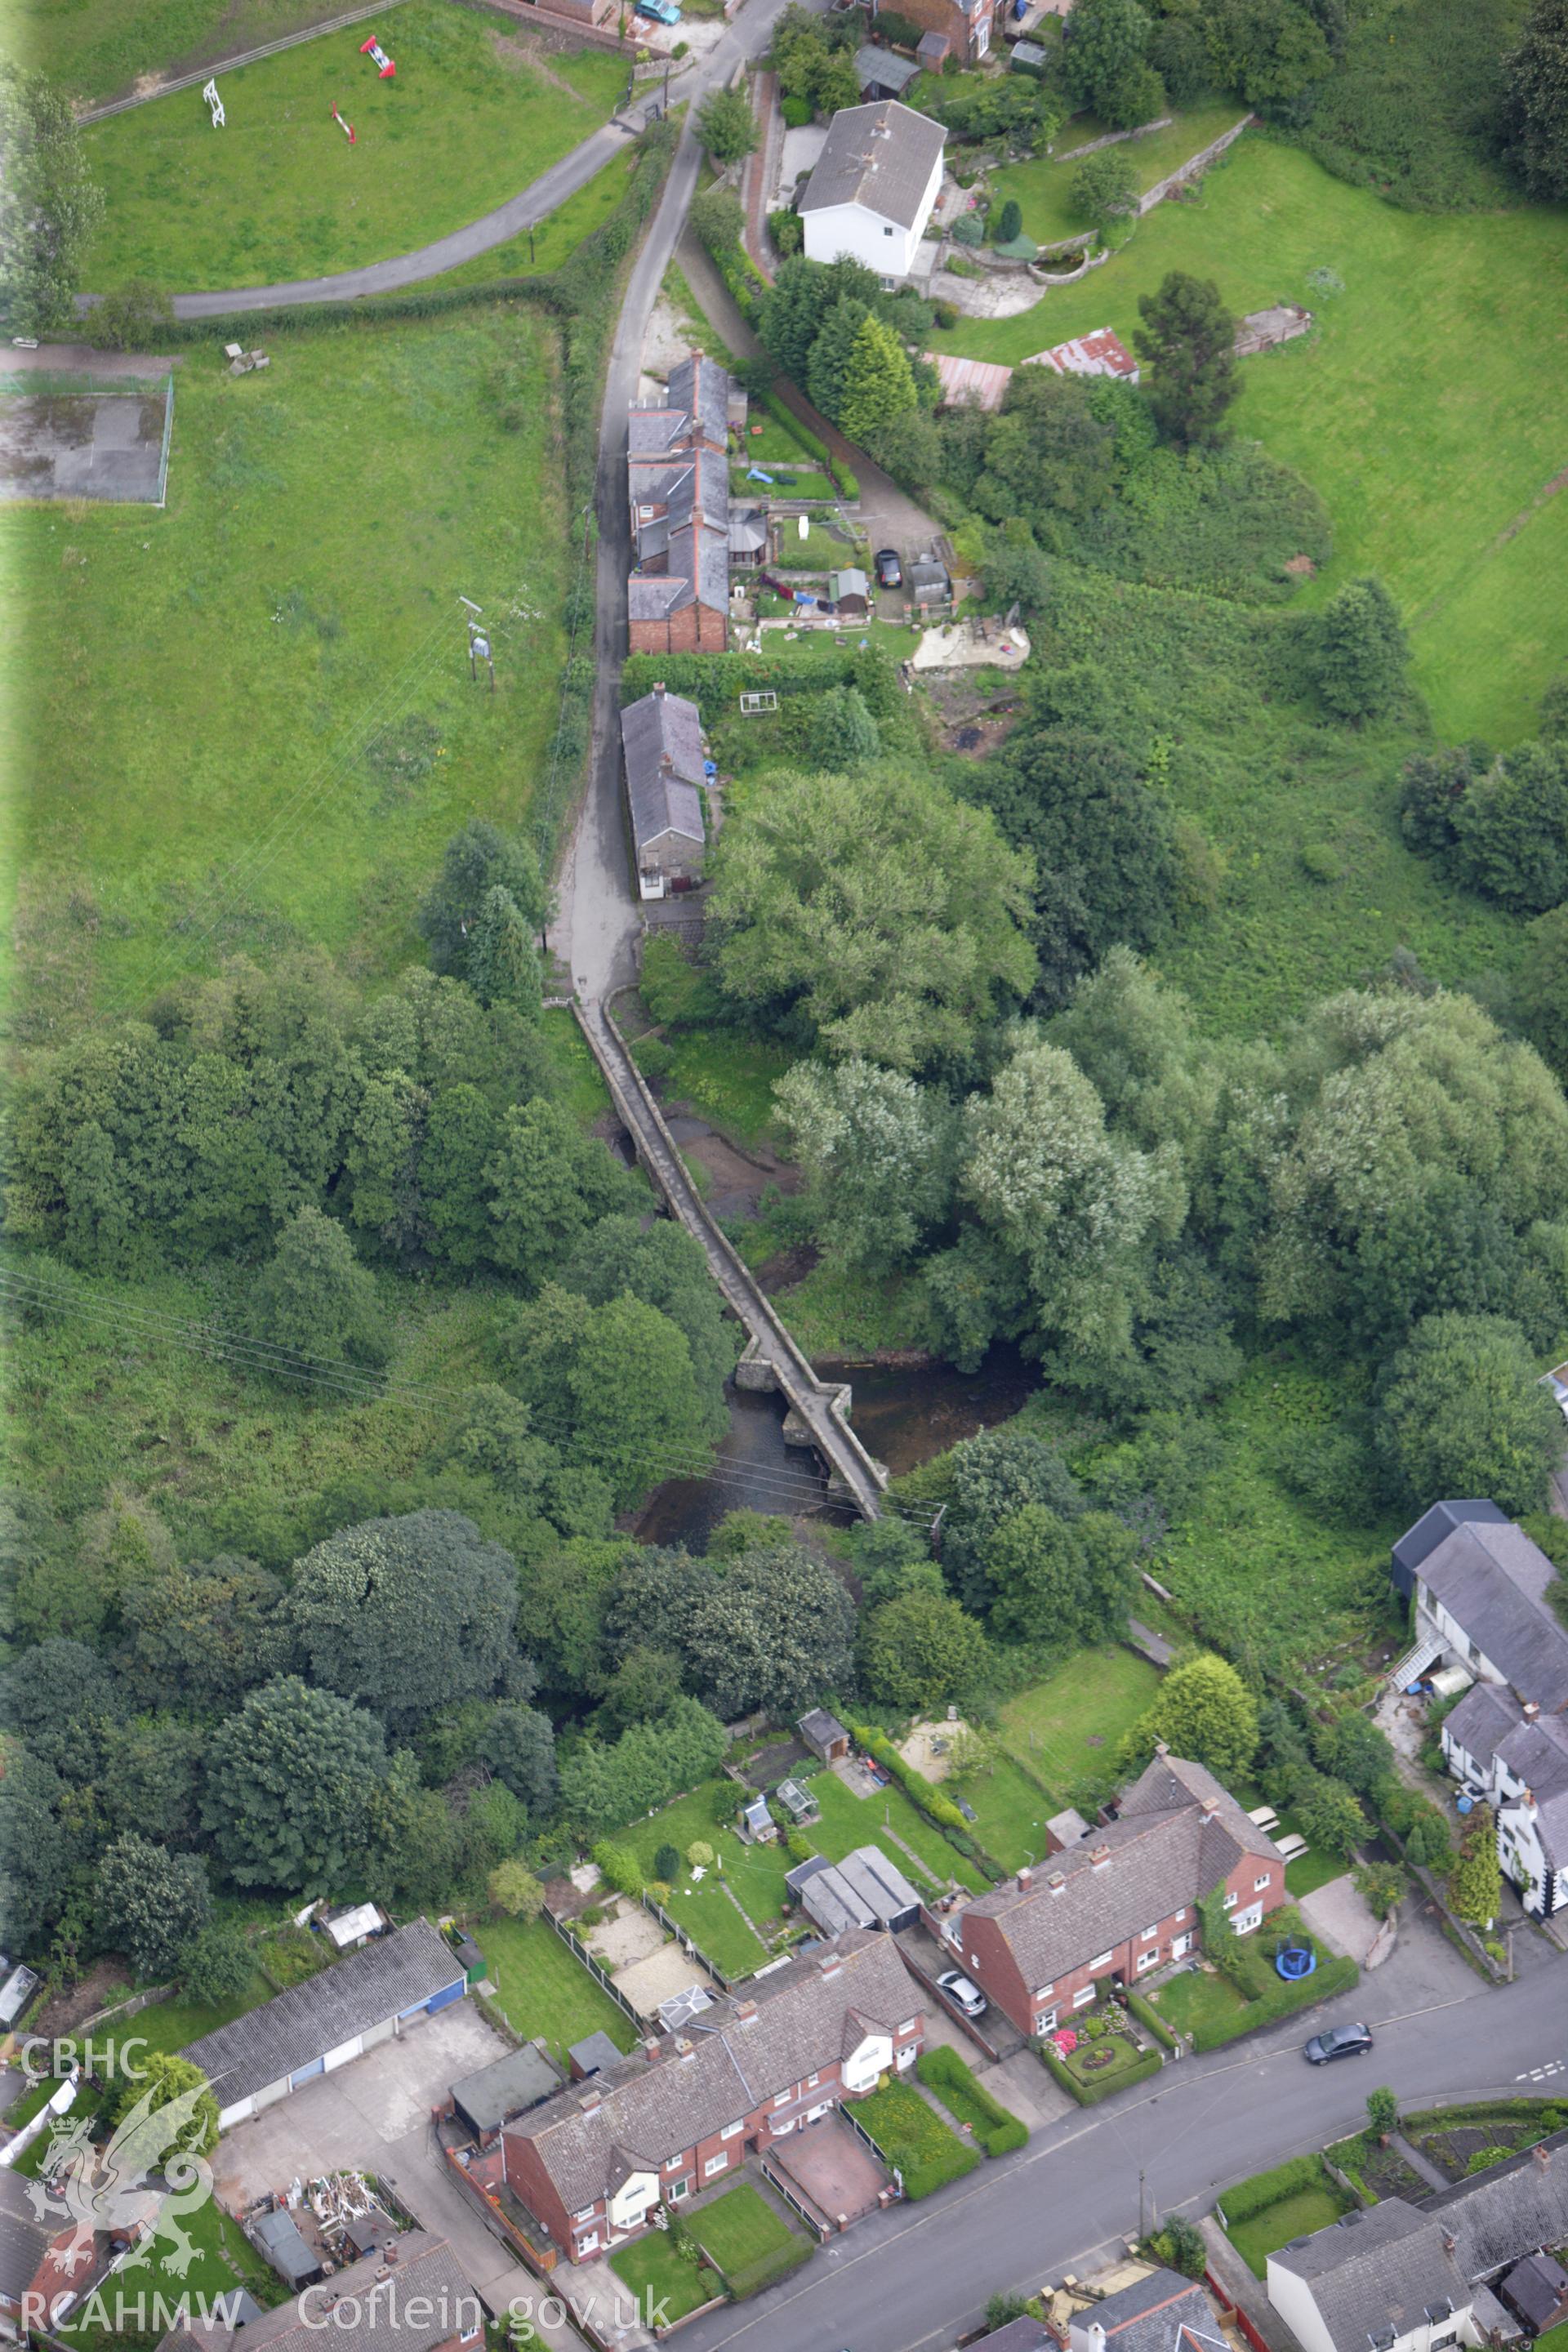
[1446,1685,1568,1871]
[855,42,923,90]
[181,1921,461,2105]
[666,350,729,450]
[620,686,706,853]
[504,1931,920,2211]
[568,2031,623,2078]
[0,2166,51,2302]
[629,448,728,534]
[957,1753,1279,1991]
[451,2043,564,2135]
[799,1708,848,1751]
[1430,2136,1568,2281]
[1267,2202,1468,2347]
[163,2234,480,2352]
[627,574,688,620]
[800,101,947,230]
[1417,1520,1568,1708]
[907,558,949,604]
[1076,2269,1223,2352]
[1502,2252,1568,2330]
[1392,1501,1508,1599]
[253,2207,321,2287]
[984,2321,1054,2352]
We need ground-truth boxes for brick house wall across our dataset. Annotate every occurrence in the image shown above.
[888,0,996,61]
[951,1853,1286,2038]
[627,600,728,656]
[504,2016,924,2263]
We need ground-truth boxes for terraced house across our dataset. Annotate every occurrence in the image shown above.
[940,1751,1286,2038]
[626,351,731,655]
[500,1931,924,2261]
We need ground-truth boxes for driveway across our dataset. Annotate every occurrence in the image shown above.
[1298,1873,1382,1968]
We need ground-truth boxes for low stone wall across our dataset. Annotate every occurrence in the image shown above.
[1137,113,1254,212]
[1054,113,1173,163]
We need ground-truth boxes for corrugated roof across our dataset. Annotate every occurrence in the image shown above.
[1024,327,1140,383]
[181,1922,461,2105]
[800,100,947,231]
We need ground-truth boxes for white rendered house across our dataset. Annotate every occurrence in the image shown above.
[800,101,946,279]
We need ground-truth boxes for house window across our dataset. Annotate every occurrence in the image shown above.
[1136,1949,1158,1971]
[1034,1984,1054,2002]
[1090,1951,1115,1971]
[807,2074,819,2089]
[668,2180,689,2203]
[1172,1910,1187,1924]
[721,2121,743,2140]
[884,224,894,236]
[1073,1985,1095,2009]
[704,2154,728,2179]
[898,2019,918,2037]
[1140,1927,1157,1941]
[572,2207,597,2225]
[1223,1891,1237,1910]
[773,2091,791,2108]
[1254,1875,1272,1892]
[1035,2010,1057,2034]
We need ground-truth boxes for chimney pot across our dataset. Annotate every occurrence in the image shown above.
[643,2037,661,2062]
[1534,2142,1552,2169]
[1154,1740,1169,1757]
[653,680,666,697]
[1524,1700,1541,1721]
[733,2000,759,2025]
[675,2037,694,2062]
[1017,1866,1033,1891]
[1089,1846,1111,1870]
[1201,1797,1220,1816]
[1048,1871,1067,1895]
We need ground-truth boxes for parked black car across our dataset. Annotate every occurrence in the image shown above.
[874,547,902,589]
[1303,2022,1374,2064]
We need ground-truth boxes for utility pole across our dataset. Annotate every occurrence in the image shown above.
[1138,2168,1147,2242]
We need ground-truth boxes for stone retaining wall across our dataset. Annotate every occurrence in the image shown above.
[1054,112,1173,162]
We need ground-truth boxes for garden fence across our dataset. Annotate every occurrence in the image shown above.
[546,1906,643,2027]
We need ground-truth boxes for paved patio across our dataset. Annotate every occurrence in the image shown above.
[768,2111,889,2231]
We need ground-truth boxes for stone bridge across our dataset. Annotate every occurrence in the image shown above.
[572,999,888,1521]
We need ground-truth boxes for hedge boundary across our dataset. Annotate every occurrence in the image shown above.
[1190,1951,1360,2053]
[916,2046,1027,2157]
[1216,2152,1325,2226]
[1038,2038,1162,2109]
[1125,1988,1180,2051]
[714,2233,813,2300]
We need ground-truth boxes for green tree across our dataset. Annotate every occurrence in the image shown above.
[96,1835,212,1983]
[682,1537,858,1721]
[1365,2084,1399,2140]
[94,278,174,350]
[759,256,835,380]
[941,1425,1085,1614]
[691,183,746,260]
[421,1083,502,1272]
[482,1701,559,1815]
[202,1677,390,1895]
[1154,2216,1208,2279]
[862,1588,991,1712]
[708,765,1036,1071]
[1062,0,1153,114]
[489,1858,546,1920]
[1451,739,1568,911]
[445,1383,560,1504]
[557,1213,739,1408]
[1127,1652,1258,1782]
[466,886,542,1018]
[249,1206,390,1382]
[0,64,103,333]
[805,685,881,770]
[504,1285,724,1506]
[1513,901,1568,1078]
[1374,1312,1563,1516]
[697,83,759,164]
[1314,577,1410,722]
[981,524,1053,617]
[416,820,549,981]
[0,1748,80,1951]
[119,1555,288,1717]
[1355,1864,1405,1921]
[179,1923,256,2007]
[806,295,872,422]
[595,1646,683,1739]
[555,1697,728,1838]
[987,1505,1140,1646]
[774,1056,956,1269]
[1290,1770,1367,1859]
[1071,147,1140,234]
[1133,271,1239,448]
[995,198,1023,244]
[113,2051,218,2160]
[1447,1816,1502,1926]
[288,1511,522,1731]
[1503,0,1568,194]
[486,1098,637,1281]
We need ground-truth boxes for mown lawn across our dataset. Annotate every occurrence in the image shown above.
[988,105,1245,248]
[479,1914,638,2068]
[1226,2185,1349,2278]
[0,0,329,105]
[619,1784,779,1976]
[6,305,570,1030]
[689,2182,798,2274]
[1149,1966,1251,2041]
[946,1748,1056,1873]
[609,2230,721,2324]
[999,1648,1163,1801]
[932,136,1568,742]
[808,1766,987,1894]
[81,6,625,292]
[439,149,638,288]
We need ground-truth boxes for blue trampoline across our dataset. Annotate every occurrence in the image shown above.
[1275,1939,1316,1981]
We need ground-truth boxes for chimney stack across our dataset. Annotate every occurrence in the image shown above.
[643,2037,662,2063]
[653,680,666,699]
[675,2037,696,2063]
[1017,1866,1033,1891]
[1534,2141,1552,2170]
[1048,1871,1067,1895]
[817,1956,844,1981]
[1089,1846,1111,1871]
[1524,1699,1541,1721]
[733,1999,759,2027]
[578,2087,602,2114]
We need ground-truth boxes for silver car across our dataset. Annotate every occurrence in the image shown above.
[938,1968,988,2019]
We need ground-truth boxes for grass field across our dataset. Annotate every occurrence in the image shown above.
[4,304,570,1032]
[932,136,1568,743]
[439,149,637,287]
[989,106,1245,248]
[0,0,330,104]
[479,1913,638,2067]
[653,1027,795,1151]
[80,7,626,292]
[999,1648,1163,1799]
[1226,2184,1349,2277]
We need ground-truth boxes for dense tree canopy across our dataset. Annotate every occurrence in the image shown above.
[288,1512,523,1730]
[708,765,1036,1071]
[96,1835,211,1982]
[503,1285,726,1504]
[1503,0,1568,194]
[1125,1652,1259,1782]
[604,1535,858,1722]
[862,1589,991,1712]
[1374,1312,1564,1515]
[201,1677,390,1895]
[775,1058,957,1269]
[1134,274,1240,448]
[0,65,103,333]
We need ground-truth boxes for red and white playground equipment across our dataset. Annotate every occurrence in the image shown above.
[330,101,356,142]
[359,33,397,75]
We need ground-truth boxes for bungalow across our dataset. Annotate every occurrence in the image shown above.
[942,1750,1285,2038]
[619,681,706,900]
[1390,1503,1568,1919]
[181,1919,466,2132]
[800,102,947,278]
[1267,2135,1568,2352]
[500,1931,924,2263]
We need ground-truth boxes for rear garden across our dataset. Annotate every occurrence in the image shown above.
[477,1913,637,2069]
[998,1647,1163,1808]
[984,104,1245,250]
[60,2191,283,2348]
